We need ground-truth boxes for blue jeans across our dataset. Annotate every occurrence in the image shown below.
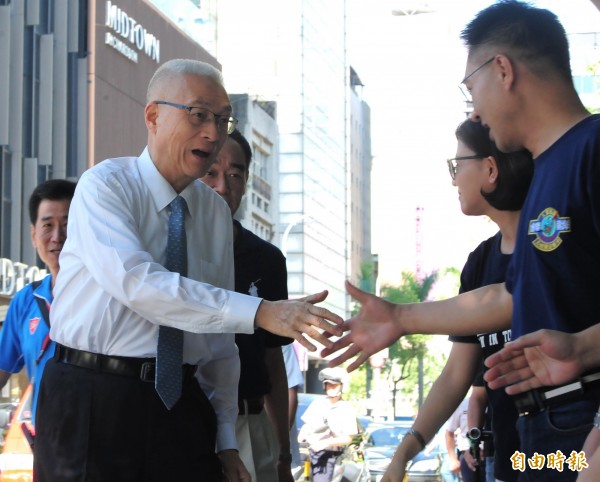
[485,456,494,482]
[515,397,599,482]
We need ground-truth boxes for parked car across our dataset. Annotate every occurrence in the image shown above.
[405,443,444,482]
[362,421,443,482]
[357,415,373,432]
[0,385,33,482]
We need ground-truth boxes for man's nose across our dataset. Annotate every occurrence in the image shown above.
[213,174,229,195]
[198,114,221,142]
[52,224,67,242]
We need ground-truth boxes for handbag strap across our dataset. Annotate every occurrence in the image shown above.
[31,279,53,365]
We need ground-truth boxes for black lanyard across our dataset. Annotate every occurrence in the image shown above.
[32,280,52,365]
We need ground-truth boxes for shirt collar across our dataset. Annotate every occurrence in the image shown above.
[137,147,197,216]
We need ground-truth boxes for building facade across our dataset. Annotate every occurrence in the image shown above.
[348,66,373,288]
[216,0,351,318]
[229,93,280,241]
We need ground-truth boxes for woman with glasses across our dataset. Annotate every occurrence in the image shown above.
[380,119,533,482]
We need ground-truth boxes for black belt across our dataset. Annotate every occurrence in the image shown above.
[238,397,264,415]
[54,344,197,383]
[513,371,600,416]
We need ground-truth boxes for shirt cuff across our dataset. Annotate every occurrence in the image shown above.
[221,291,262,334]
[216,421,238,452]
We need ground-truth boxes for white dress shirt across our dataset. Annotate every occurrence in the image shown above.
[50,147,262,450]
[283,344,304,391]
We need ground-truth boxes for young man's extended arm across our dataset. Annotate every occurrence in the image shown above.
[380,342,481,482]
[324,281,512,371]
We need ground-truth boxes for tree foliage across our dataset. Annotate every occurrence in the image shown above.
[345,265,456,415]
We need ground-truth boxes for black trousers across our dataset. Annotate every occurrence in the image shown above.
[34,358,222,482]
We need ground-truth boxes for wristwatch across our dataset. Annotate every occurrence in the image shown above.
[594,412,600,430]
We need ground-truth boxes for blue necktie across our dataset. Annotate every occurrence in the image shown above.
[156,196,187,409]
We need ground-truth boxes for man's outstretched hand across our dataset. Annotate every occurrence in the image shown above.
[320,281,405,371]
[255,290,344,352]
[484,329,585,394]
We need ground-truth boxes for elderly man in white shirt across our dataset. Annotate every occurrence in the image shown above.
[34,58,343,482]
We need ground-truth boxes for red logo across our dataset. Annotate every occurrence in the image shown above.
[29,317,40,334]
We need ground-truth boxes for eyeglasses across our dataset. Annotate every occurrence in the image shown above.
[154,101,238,135]
[446,155,486,180]
[459,56,495,104]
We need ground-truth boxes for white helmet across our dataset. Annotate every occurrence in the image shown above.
[318,367,348,387]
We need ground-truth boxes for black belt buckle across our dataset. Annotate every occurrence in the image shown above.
[140,362,156,382]
[515,389,546,416]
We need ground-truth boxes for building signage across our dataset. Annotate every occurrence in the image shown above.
[0,258,47,297]
[105,1,161,64]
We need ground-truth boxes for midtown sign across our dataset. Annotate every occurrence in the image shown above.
[0,259,47,297]
[105,1,160,64]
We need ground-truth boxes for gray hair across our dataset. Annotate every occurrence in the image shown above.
[146,59,224,103]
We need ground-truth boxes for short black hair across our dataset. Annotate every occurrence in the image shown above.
[461,1,572,83]
[228,129,252,170]
[455,120,533,211]
[28,179,77,224]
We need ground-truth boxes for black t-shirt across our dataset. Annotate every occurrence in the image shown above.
[449,232,519,482]
[234,220,292,399]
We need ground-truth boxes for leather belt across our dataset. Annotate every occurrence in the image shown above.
[238,397,264,415]
[513,371,600,416]
[54,344,197,383]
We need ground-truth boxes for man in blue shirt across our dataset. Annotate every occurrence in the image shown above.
[0,179,76,423]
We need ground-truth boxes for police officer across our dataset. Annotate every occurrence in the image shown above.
[298,367,358,482]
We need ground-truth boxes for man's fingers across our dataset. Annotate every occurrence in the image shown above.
[302,325,337,349]
[297,290,328,304]
[485,364,535,390]
[308,306,344,334]
[485,331,546,363]
[484,347,526,368]
[326,345,362,370]
[345,280,367,301]
[321,321,352,341]
[310,305,344,325]
[504,377,544,395]
[347,351,369,372]
[294,334,318,352]
[321,333,353,357]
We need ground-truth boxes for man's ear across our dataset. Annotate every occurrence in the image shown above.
[145,102,159,133]
[485,155,499,185]
[496,54,516,91]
